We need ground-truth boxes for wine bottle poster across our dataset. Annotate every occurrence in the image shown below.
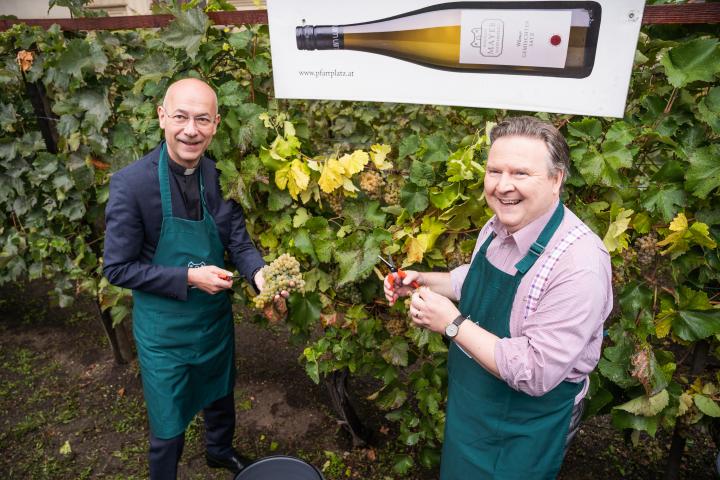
[267,0,645,117]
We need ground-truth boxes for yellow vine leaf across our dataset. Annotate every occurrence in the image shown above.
[339,150,369,176]
[275,159,310,200]
[654,309,674,339]
[318,157,346,193]
[603,208,633,252]
[404,235,429,266]
[656,213,715,258]
[678,392,693,416]
[370,144,392,170]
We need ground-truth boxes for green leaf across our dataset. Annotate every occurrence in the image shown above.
[400,183,428,215]
[567,118,602,140]
[134,52,176,76]
[686,144,720,199]
[661,38,720,88]
[392,454,415,475]
[78,89,111,131]
[697,86,720,133]
[409,160,435,187]
[640,186,685,223]
[287,291,321,333]
[159,7,210,60]
[674,309,720,341]
[423,133,449,163]
[334,229,391,285]
[228,30,252,50]
[217,80,248,107]
[398,134,420,160]
[246,56,271,76]
[611,410,659,437]
[694,394,720,418]
[380,337,409,367]
[614,389,669,417]
[56,39,93,79]
[377,387,408,411]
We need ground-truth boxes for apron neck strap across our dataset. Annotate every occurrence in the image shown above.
[478,231,496,256]
[514,202,565,275]
[158,143,173,219]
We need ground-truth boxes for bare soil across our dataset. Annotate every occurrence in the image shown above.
[0,281,717,479]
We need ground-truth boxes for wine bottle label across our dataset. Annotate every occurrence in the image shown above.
[459,10,572,68]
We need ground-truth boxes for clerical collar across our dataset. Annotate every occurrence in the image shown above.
[168,157,200,176]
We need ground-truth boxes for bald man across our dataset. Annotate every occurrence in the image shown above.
[104,78,266,479]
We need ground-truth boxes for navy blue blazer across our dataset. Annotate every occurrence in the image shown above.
[103,143,265,300]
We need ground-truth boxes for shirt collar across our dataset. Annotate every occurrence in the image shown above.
[490,200,561,254]
[167,156,200,176]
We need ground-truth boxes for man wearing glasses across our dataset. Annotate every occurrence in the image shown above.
[103,78,266,479]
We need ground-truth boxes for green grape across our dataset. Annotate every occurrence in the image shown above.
[253,254,305,308]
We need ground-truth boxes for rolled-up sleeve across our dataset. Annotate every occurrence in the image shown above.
[494,265,609,396]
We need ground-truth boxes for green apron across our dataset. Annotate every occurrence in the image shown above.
[132,144,235,439]
[440,203,582,480]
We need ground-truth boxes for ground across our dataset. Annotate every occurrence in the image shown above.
[0,281,717,479]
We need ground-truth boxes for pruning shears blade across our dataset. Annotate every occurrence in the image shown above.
[377,255,397,272]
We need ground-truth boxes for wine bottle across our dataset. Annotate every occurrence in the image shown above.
[296,1,601,78]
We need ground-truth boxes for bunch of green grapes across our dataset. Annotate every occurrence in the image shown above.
[382,177,403,205]
[336,283,362,304]
[253,254,305,309]
[359,170,384,200]
[636,233,658,266]
[326,192,343,216]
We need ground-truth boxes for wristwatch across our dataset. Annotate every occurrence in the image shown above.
[445,314,467,339]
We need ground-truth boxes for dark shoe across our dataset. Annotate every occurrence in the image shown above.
[205,449,252,474]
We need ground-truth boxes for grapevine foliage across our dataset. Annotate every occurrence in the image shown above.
[0,2,719,474]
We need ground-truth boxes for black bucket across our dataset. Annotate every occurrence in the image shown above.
[234,455,325,480]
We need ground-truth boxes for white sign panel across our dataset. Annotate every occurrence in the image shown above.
[267,0,645,117]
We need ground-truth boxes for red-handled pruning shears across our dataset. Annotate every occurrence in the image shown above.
[378,255,420,291]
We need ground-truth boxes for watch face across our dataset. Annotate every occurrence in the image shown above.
[445,323,459,338]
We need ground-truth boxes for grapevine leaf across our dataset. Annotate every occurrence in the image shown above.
[217,80,248,107]
[603,208,633,252]
[686,145,720,199]
[134,52,176,76]
[660,38,720,88]
[410,160,435,187]
[674,310,720,341]
[398,134,420,160]
[78,89,111,131]
[392,454,415,475]
[338,150,369,176]
[318,157,345,193]
[697,86,720,133]
[694,395,720,417]
[159,7,210,60]
[228,30,252,50]
[423,133,450,163]
[640,186,685,223]
[335,230,391,285]
[370,144,392,170]
[678,286,712,311]
[429,183,461,210]
[614,389,669,417]
[404,235,428,266]
[567,118,603,140]
[275,159,310,200]
[400,183,428,215]
[611,410,659,437]
[287,291,321,334]
[246,56,271,76]
[380,337,409,367]
[56,39,93,79]
[377,386,408,411]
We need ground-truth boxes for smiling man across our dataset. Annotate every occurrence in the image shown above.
[104,78,268,479]
[384,116,613,479]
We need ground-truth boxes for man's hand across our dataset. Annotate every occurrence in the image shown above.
[254,269,292,300]
[409,287,459,335]
[187,266,233,294]
[384,270,422,305]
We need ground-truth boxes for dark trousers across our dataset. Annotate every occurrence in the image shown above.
[149,392,236,480]
[563,398,586,456]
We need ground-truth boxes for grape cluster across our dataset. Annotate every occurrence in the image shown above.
[382,181,401,205]
[612,267,626,288]
[336,283,362,304]
[359,170,385,200]
[636,233,658,266]
[327,193,343,216]
[385,316,408,336]
[253,253,305,309]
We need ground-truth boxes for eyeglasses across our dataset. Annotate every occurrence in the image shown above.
[165,113,216,128]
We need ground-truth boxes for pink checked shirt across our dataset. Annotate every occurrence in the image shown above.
[450,201,613,402]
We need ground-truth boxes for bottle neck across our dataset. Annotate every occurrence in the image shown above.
[296,25,345,50]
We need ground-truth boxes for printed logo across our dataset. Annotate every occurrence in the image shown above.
[471,19,504,57]
[187,261,206,268]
